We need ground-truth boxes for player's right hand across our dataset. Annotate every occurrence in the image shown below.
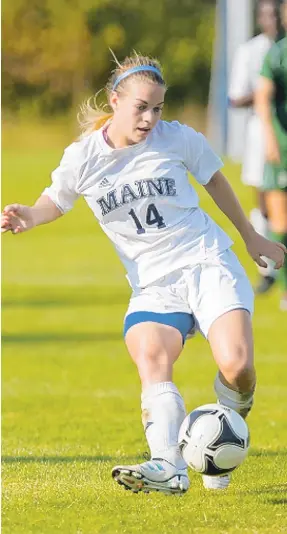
[1,204,35,234]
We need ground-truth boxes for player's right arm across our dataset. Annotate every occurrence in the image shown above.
[1,195,62,234]
[255,74,280,164]
[255,42,281,164]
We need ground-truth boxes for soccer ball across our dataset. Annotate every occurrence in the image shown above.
[178,403,250,476]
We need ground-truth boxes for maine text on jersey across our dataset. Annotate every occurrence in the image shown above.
[97,178,177,216]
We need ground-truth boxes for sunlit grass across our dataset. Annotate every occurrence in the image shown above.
[2,123,286,533]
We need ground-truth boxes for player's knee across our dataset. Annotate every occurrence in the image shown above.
[138,348,169,369]
[219,343,255,392]
[135,347,172,382]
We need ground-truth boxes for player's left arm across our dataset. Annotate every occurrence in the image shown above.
[228,45,253,108]
[204,170,286,268]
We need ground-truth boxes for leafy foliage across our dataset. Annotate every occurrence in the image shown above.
[2,0,215,114]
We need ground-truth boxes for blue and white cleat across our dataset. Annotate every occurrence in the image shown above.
[112,458,190,495]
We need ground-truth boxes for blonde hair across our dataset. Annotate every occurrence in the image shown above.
[77,51,165,138]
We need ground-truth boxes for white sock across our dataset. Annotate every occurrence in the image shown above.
[141,381,187,470]
[214,373,255,419]
[249,208,276,277]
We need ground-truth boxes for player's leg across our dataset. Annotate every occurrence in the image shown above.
[209,309,255,419]
[112,320,191,494]
[112,274,194,494]
[206,309,255,489]
[185,249,255,489]
[265,188,287,310]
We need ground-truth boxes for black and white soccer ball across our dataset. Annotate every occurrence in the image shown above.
[178,403,250,476]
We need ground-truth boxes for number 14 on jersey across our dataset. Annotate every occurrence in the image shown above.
[128,203,166,234]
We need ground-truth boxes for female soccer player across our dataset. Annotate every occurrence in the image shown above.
[2,53,286,495]
[229,0,280,295]
[255,0,287,311]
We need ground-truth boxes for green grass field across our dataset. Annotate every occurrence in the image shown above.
[2,122,287,534]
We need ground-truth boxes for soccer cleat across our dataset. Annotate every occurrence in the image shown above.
[112,458,190,495]
[202,474,231,490]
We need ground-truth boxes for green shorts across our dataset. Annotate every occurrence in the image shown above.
[263,163,287,192]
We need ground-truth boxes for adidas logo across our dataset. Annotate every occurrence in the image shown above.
[98,177,111,188]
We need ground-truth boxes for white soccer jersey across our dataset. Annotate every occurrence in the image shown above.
[229,33,273,99]
[43,120,232,288]
[229,34,273,187]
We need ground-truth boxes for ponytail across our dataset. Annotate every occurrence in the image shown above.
[77,94,113,138]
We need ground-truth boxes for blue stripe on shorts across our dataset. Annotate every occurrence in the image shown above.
[124,311,194,344]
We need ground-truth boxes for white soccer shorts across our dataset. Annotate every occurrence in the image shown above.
[125,248,254,338]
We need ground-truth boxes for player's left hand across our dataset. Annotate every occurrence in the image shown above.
[245,230,286,269]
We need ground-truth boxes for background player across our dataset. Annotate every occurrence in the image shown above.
[255,0,287,310]
[229,0,280,294]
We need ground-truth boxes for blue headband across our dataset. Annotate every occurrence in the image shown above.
[112,66,164,91]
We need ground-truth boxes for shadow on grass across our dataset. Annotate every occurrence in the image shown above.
[2,292,129,309]
[3,450,287,465]
[2,332,122,344]
[268,498,287,504]
[250,449,287,457]
[2,455,143,464]
[241,485,287,497]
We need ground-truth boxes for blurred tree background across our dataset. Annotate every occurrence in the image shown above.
[2,0,215,118]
